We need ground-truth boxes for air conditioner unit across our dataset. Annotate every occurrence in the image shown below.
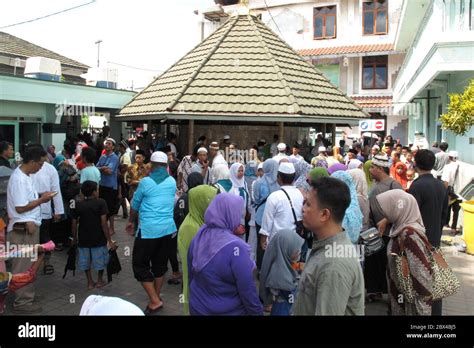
[24,57,61,81]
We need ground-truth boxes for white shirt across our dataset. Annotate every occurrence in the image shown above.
[272,153,288,163]
[259,185,304,241]
[211,153,228,168]
[290,154,303,162]
[168,142,178,157]
[7,167,41,231]
[441,161,459,187]
[31,162,64,219]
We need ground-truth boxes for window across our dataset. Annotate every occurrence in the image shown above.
[363,0,388,35]
[314,6,337,39]
[362,56,388,89]
[315,64,340,87]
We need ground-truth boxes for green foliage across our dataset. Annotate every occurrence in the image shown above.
[440,80,474,136]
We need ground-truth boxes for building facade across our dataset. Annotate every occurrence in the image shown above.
[393,0,474,164]
[203,0,408,144]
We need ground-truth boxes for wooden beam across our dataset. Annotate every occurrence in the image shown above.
[279,122,284,143]
[188,119,195,154]
[332,123,336,147]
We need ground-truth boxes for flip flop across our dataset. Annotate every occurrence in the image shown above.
[43,264,54,275]
[144,304,163,316]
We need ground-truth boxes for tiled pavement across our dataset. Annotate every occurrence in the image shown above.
[3,215,473,316]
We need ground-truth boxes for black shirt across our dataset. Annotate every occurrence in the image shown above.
[0,156,11,168]
[408,174,448,247]
[72,198,109,248]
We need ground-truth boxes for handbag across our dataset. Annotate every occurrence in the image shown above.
[358,227,384,257]
[281,188,310,239]
[394,230,460,303]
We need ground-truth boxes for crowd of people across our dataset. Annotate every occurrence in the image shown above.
[0,130,463,316]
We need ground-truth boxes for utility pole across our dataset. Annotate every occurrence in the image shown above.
[95,39,102,67]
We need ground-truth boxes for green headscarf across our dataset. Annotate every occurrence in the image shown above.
[308,167,329,183]
[363,160,374,190]
[177,185,218,315]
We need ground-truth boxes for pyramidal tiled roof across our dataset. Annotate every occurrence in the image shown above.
[118,14,367,122]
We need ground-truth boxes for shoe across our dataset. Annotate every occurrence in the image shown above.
[12,303,43,314]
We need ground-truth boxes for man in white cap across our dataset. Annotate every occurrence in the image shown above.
[259,162,304,249]
[441,150,461,236]
[365,154,403,301]
[310,146,327,167]
[192,147,212,185]
[209,142,227,166]
[369,144,380,160]
[125,151,176,315]
[272,143,288,163]
[97,138,120,235]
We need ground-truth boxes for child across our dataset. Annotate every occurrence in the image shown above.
[72,181,117,290]
[406,168,416,191]
[259,230,304,315]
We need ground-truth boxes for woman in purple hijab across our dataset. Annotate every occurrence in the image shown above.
[328,162,348,175]
[188,193,263,316]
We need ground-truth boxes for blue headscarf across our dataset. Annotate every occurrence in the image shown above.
[252,159,280,208]
[331,171,363,244]
[149,166,170,185]
[52,154,65,170]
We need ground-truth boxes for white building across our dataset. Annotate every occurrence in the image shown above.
[201,0,409,144]
[393,0,474,164]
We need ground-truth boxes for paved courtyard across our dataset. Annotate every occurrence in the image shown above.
[3,212,473,316]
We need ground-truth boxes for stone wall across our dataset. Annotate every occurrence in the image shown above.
[175,123,311,156]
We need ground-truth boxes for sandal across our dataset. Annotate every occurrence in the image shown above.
[144,304,163,316]
[43,264,54,275]
[167,278,181,285]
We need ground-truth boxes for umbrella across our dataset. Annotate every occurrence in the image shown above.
[62,246,77,279]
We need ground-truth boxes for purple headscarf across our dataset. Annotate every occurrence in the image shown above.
[328,163,347,174]
[191,193,246,273]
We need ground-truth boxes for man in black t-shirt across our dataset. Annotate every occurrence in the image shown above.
[72,181,117,290]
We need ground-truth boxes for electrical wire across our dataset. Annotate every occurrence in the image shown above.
[263,0,283,36]
[0,0,96,29]
[107,61,163,73]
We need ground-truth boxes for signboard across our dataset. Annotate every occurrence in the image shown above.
[359,119,385,132]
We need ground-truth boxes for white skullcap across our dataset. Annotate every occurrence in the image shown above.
[150,151,168,163]
[278,162,295,174]
[277,143,287,151]
[197,147,208,154]
[318,146,327,152]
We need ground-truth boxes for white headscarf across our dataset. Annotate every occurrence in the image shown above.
[347,159,363,170]
[230,162,245,189]
[212,164,230,182]
[80,295,144,316]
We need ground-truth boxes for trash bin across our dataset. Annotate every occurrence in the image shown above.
[461,201,474,255]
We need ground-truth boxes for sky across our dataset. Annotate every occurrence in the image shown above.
[0,0,218,89]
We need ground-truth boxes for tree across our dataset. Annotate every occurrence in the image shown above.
[81,114,89,129]
[440,80,474,136]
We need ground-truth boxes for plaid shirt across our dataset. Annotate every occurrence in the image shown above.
[177,155,195,192]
